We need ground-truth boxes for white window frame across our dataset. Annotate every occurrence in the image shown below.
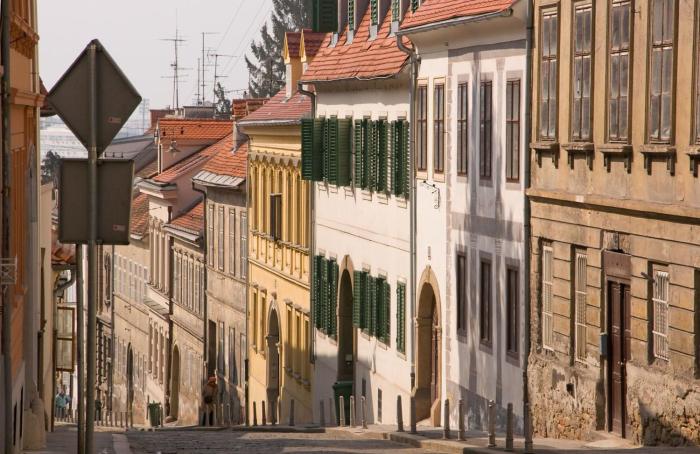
[542,244,554,350]
[574,250,587,361]
[652,269,670,361]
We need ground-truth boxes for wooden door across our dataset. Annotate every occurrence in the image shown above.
[608,281,629,437]
[430,302,438,405]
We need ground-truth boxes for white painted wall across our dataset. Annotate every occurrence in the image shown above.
[313,82,413,426]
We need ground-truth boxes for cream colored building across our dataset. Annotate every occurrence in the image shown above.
[238,32,315,425]
[529,0,700,445]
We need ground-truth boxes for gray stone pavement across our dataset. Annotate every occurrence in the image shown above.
[24,422,132,454]
[125,428,445,454]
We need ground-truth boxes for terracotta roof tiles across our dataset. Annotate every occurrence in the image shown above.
[401,0,516,30]
[300,6,409,82]
[130,193,149,238]
[200,138,247,179]
[238,89,311,125]
[285,31,303,58]
[171,202,204,234]
[153,133,229,184]
[157,118,232,142]
[301,29,325,59]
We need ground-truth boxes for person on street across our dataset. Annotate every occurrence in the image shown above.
[54,389,67,419]
[201,376,217,426]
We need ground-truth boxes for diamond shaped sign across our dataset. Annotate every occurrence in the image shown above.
[48,39,141,153]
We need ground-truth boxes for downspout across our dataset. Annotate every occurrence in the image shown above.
[109,245,115,413]
[297,81,316,362]
[164,208,173,417]
[523,0,534,442]
[191,183,208,385]
[2,0,14,452]
[396,33,418,393]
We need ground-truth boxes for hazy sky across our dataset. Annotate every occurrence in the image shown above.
[38,0,273,110]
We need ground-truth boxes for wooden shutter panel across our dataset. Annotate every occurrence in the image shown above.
[371,0,379,24]
[329,260,339,336]
[382,279,390,344]
[353,270,362,327]
[313,0,338,33]
[354,119,364,187]
[348,0,355,30]
[321,257,329,333]
[337,119,352,187]
[368,276,377,336]
[396,283,406,353]
[313,255,324,329]
[361,272,369,330]
[322,118,331,182]
[411,0,419,13]
[402,120,410,198]
[302,118,314,180]
[368,121,377,190]
[377,120,388,192]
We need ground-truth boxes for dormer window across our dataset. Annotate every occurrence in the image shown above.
[411,0,420,13]
[348,0,355,30]
[371,0,379,25]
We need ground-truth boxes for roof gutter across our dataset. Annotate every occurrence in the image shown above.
[237,119,303,128]
[396,31,419,406]
[396,8,514,37]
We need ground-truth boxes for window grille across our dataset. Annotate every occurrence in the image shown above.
[652,270,669,360]
[574,250,587,361]
[542,244,554,350]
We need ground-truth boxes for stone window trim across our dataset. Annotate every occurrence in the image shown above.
[433,77,447,180]
[538,5,560,142]
[531,141,560,168]
[570,1,594,143]
[456,247,468,339]
[562,142,594,170]
[639,144,676,175]
[599,143,633,172]
[540,240,555,352]
[416,82,429,176]
[686,145,700,177]
[606,0,634,144]
[479,252,493,350]
[479,75,494,184]
[573,247,588,364]
[650,264,670,364]
[646,0,677,145]
[505,259,520,365]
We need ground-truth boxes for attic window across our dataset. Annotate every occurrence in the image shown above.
[411,0,420,13]
[348,0,355,30]
[371,0,378,25]
[392,0,400,21]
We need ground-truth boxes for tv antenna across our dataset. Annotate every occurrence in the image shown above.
[200,32,218,105]
[161,24,189,109]
[208,52,236,101]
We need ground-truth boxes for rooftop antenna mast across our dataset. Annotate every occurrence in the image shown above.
[161,17,188,109]
[209,52,236,102]
[200,32,218,105]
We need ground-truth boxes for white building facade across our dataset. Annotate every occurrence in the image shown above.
[400,0,529,431]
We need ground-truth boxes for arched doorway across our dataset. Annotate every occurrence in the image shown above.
[126,345,134,413]
[336,270,355,381]
[266,308,281,423]
[415,281,441,426]
[170,346,180,420]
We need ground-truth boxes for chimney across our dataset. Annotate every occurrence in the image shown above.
[283,31,304,99]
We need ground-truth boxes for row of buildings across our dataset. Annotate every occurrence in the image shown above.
[52,0,700,449]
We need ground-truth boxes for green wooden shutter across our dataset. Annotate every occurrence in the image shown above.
[354,119,364,187]
[402,120,410,198]
[314,0,338,33]
[396,283,406,353]
[392,0,400,21]
[348,0,355,30]
[337,119,352,187]
[321,257,329,334]
[302,118,325,181]
[411,0,420,13]
[391,121,401,195]
[323,118,332,183]
[368,121,377,191]
[382,280,391,344]
[375,277,385,341]
[377,120,388,192]
[313,255,324,329]
[353,270,362,327]
[368,276,377,336]
[329,260,338,336]
[371,0,379,24]
[361,272,369,330]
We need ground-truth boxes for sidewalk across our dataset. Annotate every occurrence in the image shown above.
[329,424,700,453]
[24,422,133,454]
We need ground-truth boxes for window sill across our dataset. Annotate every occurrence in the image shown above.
[598,143,632,172]
[639,144,675,175]
[562,142,594,170]
[686,145,700,177]
[531,141,560,168]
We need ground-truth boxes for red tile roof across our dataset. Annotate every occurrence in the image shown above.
[171,201,204,234]
[136,160,158,179]
[130,193,149,238]
[157,118,232,142]
[285,31,303,58]
[401,0,516,30]
[301,30,325,59]
[300,7,409,82]
[153,134,226,184]
[232,98,269,121]
[201,137,247,179]
[238,89,311,125]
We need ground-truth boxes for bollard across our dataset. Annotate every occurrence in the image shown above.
[524,402,534,454]
[410,394,417,434]
[271,398,277,426]
[329,398,335,426]
[397,395,404,432]
[225,404,231,427]
[339,396,346,427]
[288,398,295,426]
[361,396,367,429]
[458,398,465,441]
[253,401,258,426]
[506,403,514,451]
[262,400,267,425]
[349,396,356,427]
[487,400,496,448]
[159,405,164,428]
[443,399,450,439]
[320,400,326,427]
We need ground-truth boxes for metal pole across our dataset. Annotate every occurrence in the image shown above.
[76,246,85,454]
[85,41,99,454]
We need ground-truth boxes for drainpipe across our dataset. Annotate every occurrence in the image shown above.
[396,34,418,393]
[192,183,209,383]
[523,0,534,432]
[109,245,115,413]
[2,0,14,451]
[297,81,316,361]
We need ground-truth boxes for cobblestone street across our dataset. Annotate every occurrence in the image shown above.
[125,429,444,454]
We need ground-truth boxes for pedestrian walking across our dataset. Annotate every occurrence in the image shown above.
[54,388,68,419]
[201,376,217,426]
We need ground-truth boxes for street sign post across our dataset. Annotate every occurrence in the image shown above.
[48,39,141,454]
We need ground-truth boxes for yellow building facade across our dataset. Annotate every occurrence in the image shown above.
[238,31,318,425]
